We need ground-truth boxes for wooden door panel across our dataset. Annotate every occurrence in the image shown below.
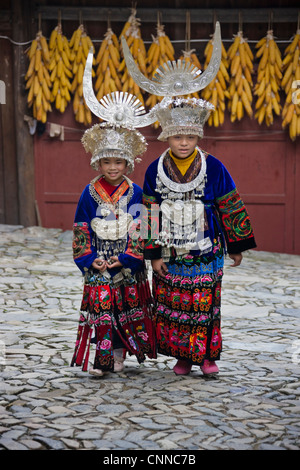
[246,203,286,254]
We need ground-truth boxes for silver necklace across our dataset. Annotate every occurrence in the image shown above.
[156,146,207,198]
[89,175,134,261]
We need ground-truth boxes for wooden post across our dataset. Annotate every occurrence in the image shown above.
[12,0,37,227]
[0,35,19,225]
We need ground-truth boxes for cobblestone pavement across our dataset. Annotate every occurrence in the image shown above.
[0,224,299,452]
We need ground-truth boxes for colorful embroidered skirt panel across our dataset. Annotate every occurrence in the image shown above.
[153,239,224,366]
[71,270,156,372]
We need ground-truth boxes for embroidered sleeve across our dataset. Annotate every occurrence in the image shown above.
[216,188,256,253]
[72,185,98,273]
[72,222,92,259]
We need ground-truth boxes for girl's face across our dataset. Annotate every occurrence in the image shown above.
[168,135,199,159]
[99,157,127,185]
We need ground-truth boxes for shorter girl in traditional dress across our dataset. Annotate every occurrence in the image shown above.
[70,52,158,376]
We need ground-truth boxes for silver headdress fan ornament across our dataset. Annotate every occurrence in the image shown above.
[121,22,222,140]
[81,48,157,172]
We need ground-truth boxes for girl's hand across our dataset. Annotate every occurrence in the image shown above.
[92,258,107,272]
[229,253,243,267]
[151,258,168,278]
[107,256,123,269]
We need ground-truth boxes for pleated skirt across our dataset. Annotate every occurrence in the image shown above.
[71,269,157,371]
[152,240,224,366]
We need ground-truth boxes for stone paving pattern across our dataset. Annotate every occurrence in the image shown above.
[0,224,299,451]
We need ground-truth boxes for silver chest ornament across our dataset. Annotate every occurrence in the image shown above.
[91,211,133,241]
[155,148,212,254]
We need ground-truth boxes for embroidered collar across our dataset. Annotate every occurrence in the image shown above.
[89,175,134,212]
[93,176,129,205]
[166,149,201,183]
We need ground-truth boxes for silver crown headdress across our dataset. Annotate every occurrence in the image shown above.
[149,96,214,141]
[121,22,222,140]
[82,49,157,172]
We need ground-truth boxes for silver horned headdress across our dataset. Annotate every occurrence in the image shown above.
[122,22,222,140]
[121,22,221,98]
[82,48,157,172]
[83,48,156,128]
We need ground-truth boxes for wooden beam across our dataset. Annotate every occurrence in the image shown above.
[0,37,19,224]
[35,6,299,24]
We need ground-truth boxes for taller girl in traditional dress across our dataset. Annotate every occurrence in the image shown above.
[122,22,257,376]
[71,51,158,377]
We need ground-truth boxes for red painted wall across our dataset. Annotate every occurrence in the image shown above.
[34,105,300,254]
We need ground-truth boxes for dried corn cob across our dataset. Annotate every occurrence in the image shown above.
[70,24,95,125]
[48,23,73,114]
[119,8,146,105]
[25,30,52,123]
[254,30,282,126]
[95,27,122,102]
[281,29,300,141]
[227,31,254,122]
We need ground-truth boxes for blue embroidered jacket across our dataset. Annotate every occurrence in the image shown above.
[72,178,144,275]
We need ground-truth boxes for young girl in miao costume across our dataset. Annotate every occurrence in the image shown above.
[71,51,158,377]
[122,23,256,376]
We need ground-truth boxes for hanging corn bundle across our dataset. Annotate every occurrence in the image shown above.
[146,23,175,78]
[254,30,282,126]
[179,12,202,100]
[69,23,95,125]
[118,7,147,104]
[95,27,122,101]
[48,21,73,114]
[145,16,175,115]
[227,30,254,122]
[202,32,229,127]
[25,29,52,123]
[281,28,300,141]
